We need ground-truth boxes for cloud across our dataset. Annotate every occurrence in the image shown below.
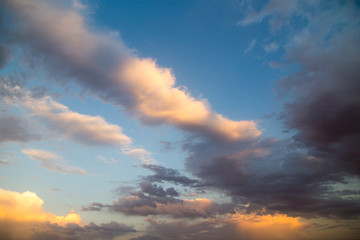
[275,0,360,175]
[0,114,40,143]
[1,81,132,147]
[244,39,257,53]
[23,96,132,147]
[0,188,136,240]
[143,164,199,186]
[22,149,87,175]
[239,0,300,31]
[137,211,308,240]
[263,42,279,52]
[0,44,11,69]
[1,0,261,143]
[176,0,360,221]
[110,195,216,218]
[0,188,81,224]
[139,181,179,197]
[122,148,156,164]
[83,187,217,218]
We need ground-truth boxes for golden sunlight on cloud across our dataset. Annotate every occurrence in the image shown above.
[119,58,261,141]
[0,188,81,225]
[230,211,307,240]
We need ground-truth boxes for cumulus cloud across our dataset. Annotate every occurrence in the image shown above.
[22,149,87,175]
[0,188,81,224]
[0,188,136,240]
[0,0,261,143]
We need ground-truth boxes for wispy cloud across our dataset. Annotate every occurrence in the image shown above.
[244,39,257,53]
[263,42,279,53]
[122,148,156,164]
[1,81,132,146]
[22,149,87,175]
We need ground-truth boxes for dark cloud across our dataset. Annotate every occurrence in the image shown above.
[139,218,248,240]
[143,164,199,186]
[158,141,176,152]
[0,44,11,69]
[81,202,109,212]
[180,0,360,220]
[130,235,164,240]
[140,181,179,197]
[184,137,360,219]
[0,221,136,240]
[83,177,234,218]
[107,192,219,218]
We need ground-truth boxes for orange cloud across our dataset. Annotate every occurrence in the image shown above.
[229,211,307,240]
[0,188,81,225]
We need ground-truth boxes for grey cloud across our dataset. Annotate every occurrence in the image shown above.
[140,218,246,240]
[0,221,136,240]
[181,0,360,220]
[81,202,109,212]
[140,181,179,197]
[0,44,11,69]
[143,164,199,186]
[184,138,360,219]
[130,235,164,240]
[158,141,176,152]
[276,0,360,174]
[84,177,234,218]
[0,114,40,143]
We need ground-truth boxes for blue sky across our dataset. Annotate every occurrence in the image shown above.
[1,1,360,239]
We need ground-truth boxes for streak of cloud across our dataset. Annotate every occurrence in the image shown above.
[22,149,87,175]
[0,0,261,143]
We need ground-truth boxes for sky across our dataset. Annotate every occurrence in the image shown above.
[0,0,360,239]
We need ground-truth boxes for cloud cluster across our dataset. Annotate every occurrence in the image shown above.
[2,0,360,239]
[1,79,154,164]
[0,188,136,240]
[132,212,307,240]
[178,0,360,220]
